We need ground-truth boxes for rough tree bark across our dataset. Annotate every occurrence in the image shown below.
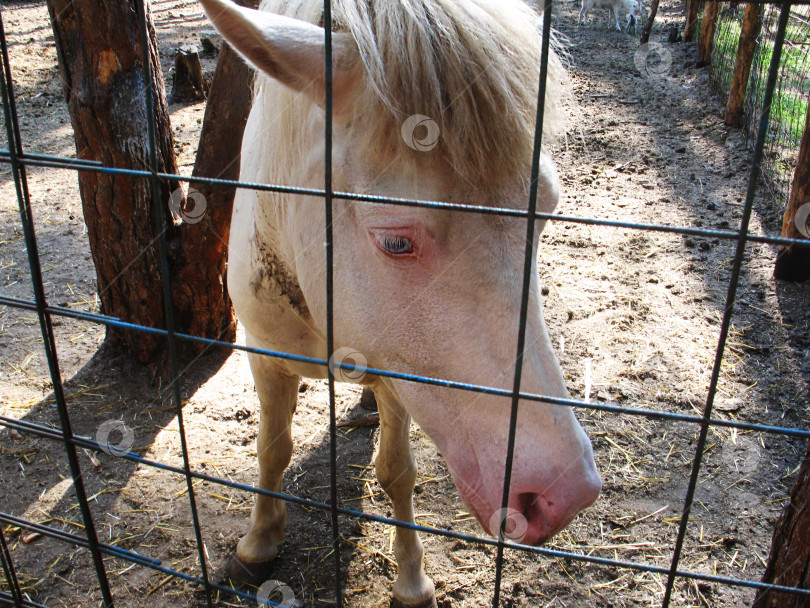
[640,0,661,45]
[47,0,242,363]
[175,47,258,348]
[172,0,261,348]
[725,3,762,127]
[774,101,810,283]
[46,0,182,363]
[753,442,810,607]
[684,0,701,41]
[697,0,720,67]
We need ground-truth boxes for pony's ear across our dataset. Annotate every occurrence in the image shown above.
[198,0,360,113]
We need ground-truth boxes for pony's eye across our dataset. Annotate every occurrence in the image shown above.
[376,234,414,255]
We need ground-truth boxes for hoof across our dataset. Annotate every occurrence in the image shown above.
[360,387,378,412]
[390,596,438,608]
[225,553,277,588]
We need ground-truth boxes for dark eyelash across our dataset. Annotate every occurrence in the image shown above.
[378,234,414,255]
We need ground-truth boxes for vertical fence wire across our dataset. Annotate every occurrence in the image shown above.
[322,1,344,605]
[0,529,22,608]
[660,3,793,605]
[133,0,213,605]
[490,2,555,607]
[0,8,115,608]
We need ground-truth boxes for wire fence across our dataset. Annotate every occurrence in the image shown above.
[1,0,810,607]
[709,1,810,198]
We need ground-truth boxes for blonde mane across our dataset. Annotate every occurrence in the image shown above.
[253,0,567,192]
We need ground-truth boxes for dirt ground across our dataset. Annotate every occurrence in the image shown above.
[1,1,809,607]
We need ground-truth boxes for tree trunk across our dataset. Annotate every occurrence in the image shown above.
[640,0,661,44]
[47,0,243,363]
[753,442,810,607]
[172,43,257,349]
[696,1,719,67]
[774,102,810,283]
[684,0,701,42]
[725,3,762,126]
[46,0,182,363]
[169,0,261,350]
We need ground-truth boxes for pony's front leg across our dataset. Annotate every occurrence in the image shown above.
[374,385,437,608]
[228,351,299,585]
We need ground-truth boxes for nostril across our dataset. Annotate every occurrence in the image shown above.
[518,492,545,521]
[509,492,548,543]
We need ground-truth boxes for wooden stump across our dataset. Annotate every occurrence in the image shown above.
[171,45,209,103]
[774,101,810,283]
[696,0,719,67]
[725,3,762,127]
[753,442,810,607]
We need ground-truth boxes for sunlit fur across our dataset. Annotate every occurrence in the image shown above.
[251,0,567,193]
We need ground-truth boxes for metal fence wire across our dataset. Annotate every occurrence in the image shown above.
[709,1,810,199]
[1,0,810,607]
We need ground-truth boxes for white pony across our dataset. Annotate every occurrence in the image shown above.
[579,0,646,32]
[199,1,601,606]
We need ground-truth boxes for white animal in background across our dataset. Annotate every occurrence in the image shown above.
[622,0,647,34]
[580,0,645,33]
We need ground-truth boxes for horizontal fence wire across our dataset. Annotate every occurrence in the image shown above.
[0,0,809,606]
[0,149,808,252]
[2,293,810,439]
[2,420,810,601]
[0,149,809,248]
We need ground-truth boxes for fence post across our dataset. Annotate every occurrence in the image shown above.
[696,0,720,66]
[753,442,810,607]
[725,3,762,126]
[774,101,810,283]
[684,0,701,41]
